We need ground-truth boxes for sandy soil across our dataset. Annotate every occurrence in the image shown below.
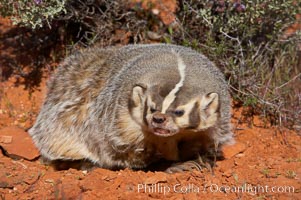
[0,16,300,200]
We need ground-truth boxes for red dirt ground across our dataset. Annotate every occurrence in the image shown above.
[0,17,301,200]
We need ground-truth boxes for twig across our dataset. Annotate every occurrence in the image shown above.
[220,30,245,67]
[276,73,301,90]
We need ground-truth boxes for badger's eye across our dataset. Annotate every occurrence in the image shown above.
[150,107,156,113]
[174,110,184,117]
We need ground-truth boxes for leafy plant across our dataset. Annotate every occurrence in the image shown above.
[0,0,66,29]
[174,0,301,127]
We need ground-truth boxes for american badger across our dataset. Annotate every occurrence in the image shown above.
[29,44,233,172]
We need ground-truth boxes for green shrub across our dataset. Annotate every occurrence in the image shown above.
[172,0,301,127]
[0,0,66,28]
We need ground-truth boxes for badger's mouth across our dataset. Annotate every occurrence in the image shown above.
[153,128,176,137]
[147,112,179,137]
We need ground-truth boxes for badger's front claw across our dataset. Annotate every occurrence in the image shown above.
[164,155,212,174]
[165,160,202,173]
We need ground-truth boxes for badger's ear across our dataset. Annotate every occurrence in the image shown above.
[200,92,219,115]
[130,84,148,125]
[198,92,219,130]
[131,84,147,106]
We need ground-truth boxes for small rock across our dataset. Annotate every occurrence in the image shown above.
[235,153,245,158]
[222,142,247,159]
[45,179,54,183]
[145,173,167,185]
[0,126,40,160]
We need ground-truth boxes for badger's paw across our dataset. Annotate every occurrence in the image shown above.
[164,155,214,174]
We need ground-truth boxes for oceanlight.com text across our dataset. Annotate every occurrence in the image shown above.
[137,183,295,195]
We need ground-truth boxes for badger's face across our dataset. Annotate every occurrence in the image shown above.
[129,84,220,137]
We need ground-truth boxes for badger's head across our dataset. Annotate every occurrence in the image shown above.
[126,50,222,138]
[129,83,220,137]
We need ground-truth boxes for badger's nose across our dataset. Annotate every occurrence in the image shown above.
[152,113,167,124]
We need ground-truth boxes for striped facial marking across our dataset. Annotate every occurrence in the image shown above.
[174,99,199,128]
[161,53,186,114]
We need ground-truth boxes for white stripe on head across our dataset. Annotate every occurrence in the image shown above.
[161,52,186,113]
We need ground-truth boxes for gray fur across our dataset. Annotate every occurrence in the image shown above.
[29,44,233,170]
